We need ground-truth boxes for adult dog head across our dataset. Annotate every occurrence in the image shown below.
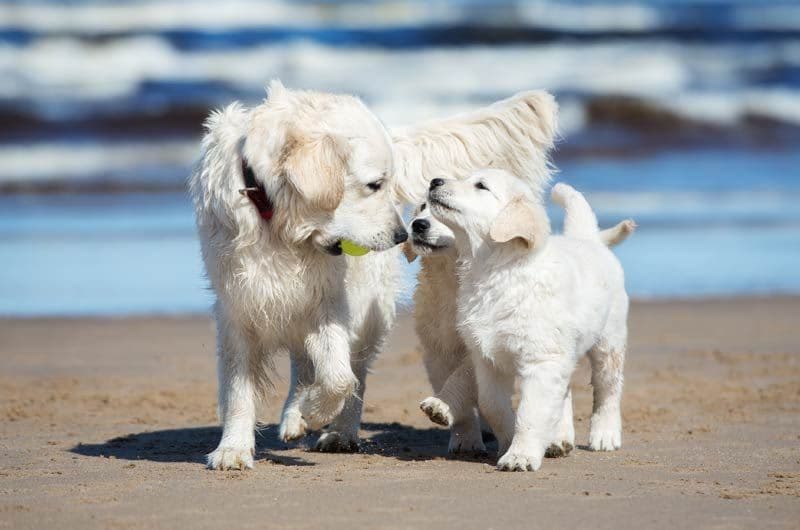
[193,80,407,256]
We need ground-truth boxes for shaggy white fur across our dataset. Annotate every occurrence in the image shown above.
[407,191,634,457]
[190,81,568,470]
[429,171,631,471]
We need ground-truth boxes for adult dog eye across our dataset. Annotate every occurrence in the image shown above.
[420,203,426,211]
[475,182,489,191]
[367,180,383,192]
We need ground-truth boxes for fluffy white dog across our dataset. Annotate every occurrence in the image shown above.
[429,171,631,471]
[406,195,634,456]
[190,81,562,470]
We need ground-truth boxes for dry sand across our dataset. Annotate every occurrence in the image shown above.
[1,298,799,529]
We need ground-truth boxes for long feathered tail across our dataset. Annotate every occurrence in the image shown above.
[551,183,635,247]
[391,90,558,205]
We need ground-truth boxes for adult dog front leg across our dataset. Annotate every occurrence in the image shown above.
[300,321,358,431]
[279,352,313,443]
[208,318,257,470]
[315,353,371,453]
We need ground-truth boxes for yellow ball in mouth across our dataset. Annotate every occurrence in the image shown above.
[340,239,370,257]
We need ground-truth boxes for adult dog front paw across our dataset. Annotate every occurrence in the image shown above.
[279,412,308,443]
[497,450,542,472]
[207,445,254,471]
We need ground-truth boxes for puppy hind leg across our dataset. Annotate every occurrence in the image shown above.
[588,338,625,452]
[498,358,573,472]
[473,356,515,458]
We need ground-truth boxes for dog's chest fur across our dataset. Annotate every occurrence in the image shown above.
[456,239,620,366]
[414,256,463,359]
[206,233,398,352]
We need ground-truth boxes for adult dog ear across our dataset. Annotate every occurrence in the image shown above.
[489,196,550,250]
[402,240,418,263]
[282,134,347,211]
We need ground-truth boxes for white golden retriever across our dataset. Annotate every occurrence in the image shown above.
[429,171,631,471]
[406,195,634,456]
[190,81,560,470]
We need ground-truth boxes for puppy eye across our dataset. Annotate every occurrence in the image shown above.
[475,182,489,191]
[367,180,383,192]
[420,203,426,211]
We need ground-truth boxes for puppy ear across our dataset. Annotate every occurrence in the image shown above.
[402,240,418,263]
[489,196,550,250]
[282,134,347,211]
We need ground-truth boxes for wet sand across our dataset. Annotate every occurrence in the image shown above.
[1,298,799,529]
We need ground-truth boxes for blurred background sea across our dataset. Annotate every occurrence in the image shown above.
[1,0,799,316]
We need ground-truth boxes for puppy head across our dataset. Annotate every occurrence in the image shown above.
[242,80,407,254]
[428,168,550,253]
[403,201,457,262]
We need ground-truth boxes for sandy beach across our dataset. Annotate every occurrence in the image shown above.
[1,297,799,529]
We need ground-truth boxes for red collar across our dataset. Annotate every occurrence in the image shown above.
[239,158,274,221]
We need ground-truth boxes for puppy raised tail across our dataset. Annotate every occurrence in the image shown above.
[599,219,636,247]
[551,182,599,240]
[551,183,635,247]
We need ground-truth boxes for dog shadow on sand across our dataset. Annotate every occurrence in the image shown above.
[70,422,497,467]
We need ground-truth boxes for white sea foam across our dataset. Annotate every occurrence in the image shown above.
[0,140,199,183]
[4,37,800,128]
[1,1,664,34]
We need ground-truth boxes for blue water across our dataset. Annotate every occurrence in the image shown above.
[1,0,799,315]
[1,149,798,316]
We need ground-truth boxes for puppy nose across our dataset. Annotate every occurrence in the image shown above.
[411,219,430,234]
[393,226,408,244]
[429,178,445,190]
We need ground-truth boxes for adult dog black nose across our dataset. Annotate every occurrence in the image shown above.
[411,219,430,234]
[393,227,409,244]
[429,178,445,190]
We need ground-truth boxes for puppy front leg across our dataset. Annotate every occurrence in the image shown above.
[208,319,257,470]
[420,361,485,454]
[473,356,515,457]
[545,387,575,458]
[498,358,573,472]
[299,321,358,431]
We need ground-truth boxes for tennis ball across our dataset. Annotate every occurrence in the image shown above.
[341,239,370,257]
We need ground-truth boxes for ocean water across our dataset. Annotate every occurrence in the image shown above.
[2,148,799,316]
[1,0,799,315]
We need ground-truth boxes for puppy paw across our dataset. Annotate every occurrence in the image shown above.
[497,450,542,472]
[420,397,453,427]
[544,440,574,458]
[207,445,254,471]
[589,413,621,452]
[279,412,308,443]
[448,429,487,455]
[314,431,360,453]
